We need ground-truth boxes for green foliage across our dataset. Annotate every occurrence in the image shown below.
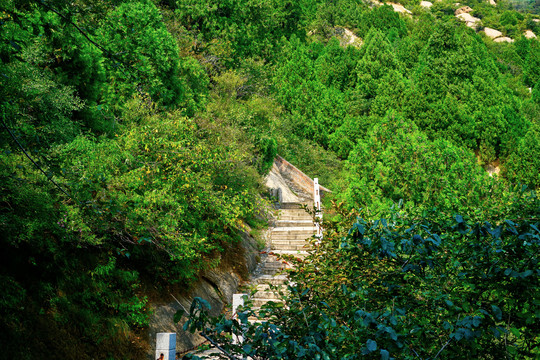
[98,0,206,114]
[343,113,502,214]
[174,0,306,62]
[55,102,260,282]
[185,199,540,359]
[403,21,529,162]
[273,37,360,149]
[523,40,540,86]
[502,121,540,188]
[2,0,540,358]
[357,4,408,38]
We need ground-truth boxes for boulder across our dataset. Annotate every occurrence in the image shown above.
[420,1,433,8]
[494,36,514,43]
[487,0,496,5]
[524,30,537,39]
[456,13,481,29]
[455,6,473,15]
[483,27,503,39]
[388,2,412,15]
[334,26,363,48]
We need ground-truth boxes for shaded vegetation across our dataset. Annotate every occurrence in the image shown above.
[1,0,539,358]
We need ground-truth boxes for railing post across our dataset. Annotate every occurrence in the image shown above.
[156,332,176,360]
[314,178,323,242]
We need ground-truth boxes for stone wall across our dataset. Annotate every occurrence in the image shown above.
[274,155,331,198]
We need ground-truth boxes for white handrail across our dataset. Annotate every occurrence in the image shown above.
[314,178,323,242]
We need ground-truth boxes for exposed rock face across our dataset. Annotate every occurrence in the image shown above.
[455,6,473,15]
[147,231,260,359]
[306,27,363,49]
[456,12,481,29]
[266,162,302,203]
[483,27,503,39]
[487,0,496,5]
[335,26,363,48]
[388,2,412,15]
[524,30,537,39]
[494,36,514,43]
[420,1,433,8]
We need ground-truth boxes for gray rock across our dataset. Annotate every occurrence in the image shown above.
[146,232,260,358]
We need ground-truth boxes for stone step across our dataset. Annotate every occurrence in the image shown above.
[271,239,311,246]
[259,268,281,276]
[271,243,309,251]
[280,202,312,209]
[188,349,223,359]
[278,215,314,221]
[259,263,291,275]
[271,234,315,239]
[260,261,291,270]
[280,207,311,213]
[254,274,288,285]
[253,288,282,300]
[276,219,315,227]
[269,250,309,259]
[251,298,284,309]
[279,211,313,218]
[272,226,317,231]
[256,283,286,291]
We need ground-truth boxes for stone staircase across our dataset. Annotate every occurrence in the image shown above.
[185,203,316,359]
[249,202,315,312]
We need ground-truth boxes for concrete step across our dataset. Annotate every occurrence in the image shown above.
[279,211,313,218]
[253,287,283,300]
[271,240,311,246]
[269,250,309,259]
[251,298,284,308]
[276,219,315,227]
[260,261,291,270]
[272,226,317,231]
[278,215,315,221]
[254,274,288,285]
[280,202,312,209]
[270,231,315,240]
[271,243,309,251]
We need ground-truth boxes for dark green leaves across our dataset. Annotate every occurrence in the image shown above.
[366,338,377,353]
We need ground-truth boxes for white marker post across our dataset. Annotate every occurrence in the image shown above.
[156,332,176,360]
[232,293,246,345]
[314,178,323,243]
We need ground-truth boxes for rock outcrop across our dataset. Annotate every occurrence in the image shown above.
[388,2,412,15]
[335,26,363,48]
[524,30,537,39]
[147,230,260,358]
[483,27,503,39]
[455,5,473,15]
[494,36,514,43]
[456,12,481,29]
[420,1,433,8]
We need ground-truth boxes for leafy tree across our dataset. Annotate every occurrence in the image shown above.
[502,121,540,189]
[343,112,504,214]
[523,40,540,87]
[357,4,408,39]
[183,199,540,359]
[98,0,206,114]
